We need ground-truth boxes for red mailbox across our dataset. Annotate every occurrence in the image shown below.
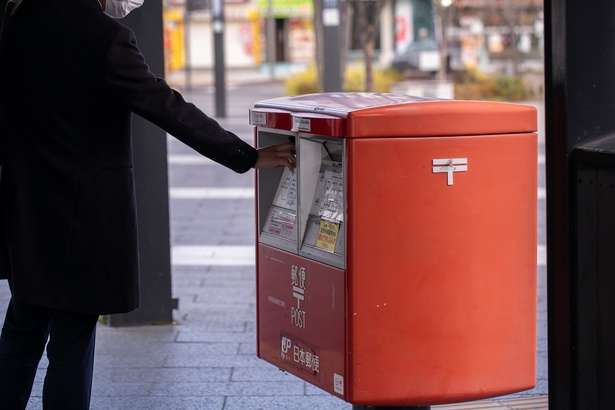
[251,93,537,406]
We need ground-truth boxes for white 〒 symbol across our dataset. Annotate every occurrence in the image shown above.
[432,158,468,186]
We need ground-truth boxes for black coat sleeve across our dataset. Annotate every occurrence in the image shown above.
[105,26,258,173]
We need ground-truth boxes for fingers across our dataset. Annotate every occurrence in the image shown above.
[255,142,296,170]
[274,142,295,152]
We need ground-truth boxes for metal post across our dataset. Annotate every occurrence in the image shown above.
[106,0,175,326]
[321,0,342,92]
[266,0,276,79]
[184,8,192,91]
[212,0,227,118]
[545,0,615,408]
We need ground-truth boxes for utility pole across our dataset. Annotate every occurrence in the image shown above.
[266,0,276,79]
[212,0,227,118]
[184,7,192,90]
[321,0,342,91]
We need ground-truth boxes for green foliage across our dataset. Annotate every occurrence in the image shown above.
[285,65,403,96]
[454,68,531,101]
[284,66,320,96]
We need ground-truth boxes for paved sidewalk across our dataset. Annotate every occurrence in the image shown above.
[0,83,547,410]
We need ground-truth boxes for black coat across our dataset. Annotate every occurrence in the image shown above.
[0,0,257,314]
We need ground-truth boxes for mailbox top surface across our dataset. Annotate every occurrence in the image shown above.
[251,92,537,138]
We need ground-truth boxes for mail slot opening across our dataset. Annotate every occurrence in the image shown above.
[298,136,346,269]
[258,130,297,253]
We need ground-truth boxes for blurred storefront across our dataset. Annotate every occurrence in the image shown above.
[450,0,543,73]
[163,0,313,72]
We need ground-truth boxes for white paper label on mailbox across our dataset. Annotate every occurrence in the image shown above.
[320,167,344,222]
[293,117,311,132]
[310,161,344,223]
[333,373,344,395]
[250,111,267,126]
[264,207,296,240]
[273,167,297,210]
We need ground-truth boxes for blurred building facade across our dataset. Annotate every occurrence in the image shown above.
[162,0,543,75]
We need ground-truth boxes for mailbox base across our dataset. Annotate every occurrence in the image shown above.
[352,406,431,410]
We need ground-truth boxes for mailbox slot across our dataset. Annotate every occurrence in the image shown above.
[298,135,346,269]
[257,129,298,253]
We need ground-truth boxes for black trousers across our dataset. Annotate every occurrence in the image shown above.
[0,298,98,410]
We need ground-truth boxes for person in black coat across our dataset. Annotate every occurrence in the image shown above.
[0,0,294,408]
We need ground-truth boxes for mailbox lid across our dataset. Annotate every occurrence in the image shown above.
[253,93,537,138]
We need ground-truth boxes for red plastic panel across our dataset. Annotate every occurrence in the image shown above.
[346,134,537,405]
[257,244,346,398]
[290,113,346,138]
[249,108,292,130]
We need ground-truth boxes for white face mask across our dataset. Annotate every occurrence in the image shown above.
[104,0,144,19]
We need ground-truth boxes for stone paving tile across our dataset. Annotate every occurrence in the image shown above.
[176,330,256,343]
[90,397,225,410]
[164,353,264,368]
[91,367,232,383]
[231,365,298,382]
[200,275,255,285]
[169,167,254,188]
[190,290,256,305]
[238,342,257,355]
[173,276,206,287]
[160,341,241,356]
[172,319,248,333]
[180,307,256,323]
[305,383,330,396]
[224,395,351,410]
[30,381,151,397]
[93,352,167,368]
[97,325,180,341]
[149,380,304,396]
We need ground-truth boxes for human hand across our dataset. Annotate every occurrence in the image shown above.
[255,142,296,169]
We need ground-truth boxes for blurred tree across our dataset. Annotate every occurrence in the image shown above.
[347,0,385,91]
[433,0,453,81]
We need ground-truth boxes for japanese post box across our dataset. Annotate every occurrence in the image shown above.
[251,93,537,406]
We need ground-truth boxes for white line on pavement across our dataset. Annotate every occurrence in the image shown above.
[172,246,255,266]
[171,245,547,267]
[170,188,254,199]
[169,154,214,165]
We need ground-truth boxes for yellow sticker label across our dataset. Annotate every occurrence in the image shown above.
[315,220,340,253]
